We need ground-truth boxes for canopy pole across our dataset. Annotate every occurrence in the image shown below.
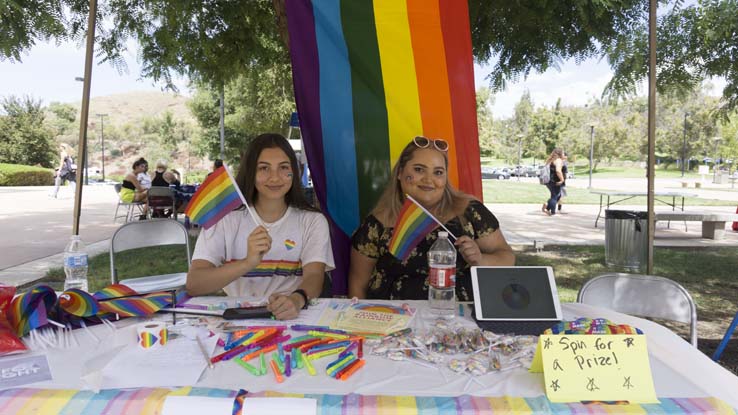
[646,0,657,274]
[72,0,98,236]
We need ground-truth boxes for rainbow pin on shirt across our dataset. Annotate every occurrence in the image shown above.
[284,239,296,250]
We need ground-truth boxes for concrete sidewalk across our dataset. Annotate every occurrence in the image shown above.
[490,203,738,247]
[1,181,737,287]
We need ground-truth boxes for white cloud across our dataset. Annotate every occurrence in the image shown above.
[475,59,613,118]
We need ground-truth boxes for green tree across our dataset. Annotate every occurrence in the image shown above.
[189,61,295,163]
[0,96,56,167]
[528,99,570,156]
[469,1,646,92]
[46,102,77,135]
[605,1,738,116]
[476,87,495,157]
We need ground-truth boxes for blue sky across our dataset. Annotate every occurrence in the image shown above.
[0,39,722,119]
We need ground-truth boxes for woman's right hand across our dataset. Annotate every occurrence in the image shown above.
[245,226,271,268]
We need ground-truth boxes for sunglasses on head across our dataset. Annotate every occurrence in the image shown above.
[413,136,449,152]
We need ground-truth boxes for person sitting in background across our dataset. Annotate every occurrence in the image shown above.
[151,159,169,187]
[121,158,149,219]
[168,169,182,187]
[149,159,176,218]
[206,159,224,178]
[349,136,515,301]
[137,163,152,190]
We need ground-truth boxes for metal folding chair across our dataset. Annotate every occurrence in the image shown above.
[147,186,177,219]
[110,219,191,293]
[113,183,146,222]
[577,273,698,347]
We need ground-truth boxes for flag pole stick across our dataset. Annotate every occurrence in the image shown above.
[405,195,458,240]
[224,164,265,228]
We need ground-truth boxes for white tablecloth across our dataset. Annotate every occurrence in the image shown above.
[21,301,738,409]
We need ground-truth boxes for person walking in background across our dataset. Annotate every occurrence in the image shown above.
[50,143,75,198]
[542,148,566,216]
[557,152,569,213]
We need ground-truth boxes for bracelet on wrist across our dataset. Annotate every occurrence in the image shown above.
[292,289,309,309]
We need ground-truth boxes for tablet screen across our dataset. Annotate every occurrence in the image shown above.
[472,267,560,320]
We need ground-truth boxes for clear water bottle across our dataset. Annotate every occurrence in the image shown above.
[428,231,456,319]
[63,235,89,292]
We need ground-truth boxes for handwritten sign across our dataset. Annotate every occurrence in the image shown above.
[531,335,658,403]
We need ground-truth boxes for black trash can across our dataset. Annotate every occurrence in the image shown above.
[604,210,648,271]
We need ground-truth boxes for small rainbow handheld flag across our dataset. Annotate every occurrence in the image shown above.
[185,166,246,229]
[388,195,441,261]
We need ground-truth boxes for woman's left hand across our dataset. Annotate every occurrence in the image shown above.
[267,292,301,320]
[455,235,482,266]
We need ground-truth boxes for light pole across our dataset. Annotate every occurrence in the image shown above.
[588,125,595,189]
[682,112,688,177]
[713,137,722,183]
[96,114,108,181]
[516,134,523,181]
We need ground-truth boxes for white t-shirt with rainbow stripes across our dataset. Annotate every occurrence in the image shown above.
[192,206,334,301]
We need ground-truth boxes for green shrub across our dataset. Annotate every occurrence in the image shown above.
[0,163,55,186]
[185,170,209,184]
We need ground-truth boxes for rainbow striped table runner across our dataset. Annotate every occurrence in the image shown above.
[0,388,735,415]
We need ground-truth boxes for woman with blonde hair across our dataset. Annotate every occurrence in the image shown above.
[349,136,515,301]
[50,143,75,198]
[151,159,169,187]
[542,148,566,215]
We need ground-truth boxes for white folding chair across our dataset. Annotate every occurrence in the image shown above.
[113,183,146,223]
[147,186,177,219]
[577,273,698,347]
[110,219,191,293]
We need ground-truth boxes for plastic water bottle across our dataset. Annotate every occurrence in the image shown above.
[63,235,89,292]
[428,231,456,319]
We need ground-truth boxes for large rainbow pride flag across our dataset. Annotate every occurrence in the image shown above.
[286,0,481,293]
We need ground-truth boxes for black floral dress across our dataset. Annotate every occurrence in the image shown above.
[351,200,500,301]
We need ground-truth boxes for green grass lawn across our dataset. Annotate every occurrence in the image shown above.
[40,244,192,293]
[482,180,736,205]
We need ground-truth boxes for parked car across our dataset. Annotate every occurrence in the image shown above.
[511,165,538,177]
[481,167,510,180]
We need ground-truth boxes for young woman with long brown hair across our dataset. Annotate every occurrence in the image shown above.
[186,133,334,320]
[349,136,515,301]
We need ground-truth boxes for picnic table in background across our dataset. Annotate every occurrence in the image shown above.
[590,190,697,227]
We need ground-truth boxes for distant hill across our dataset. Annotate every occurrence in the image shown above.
[73,91,195,126]
[57,91,211,178]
